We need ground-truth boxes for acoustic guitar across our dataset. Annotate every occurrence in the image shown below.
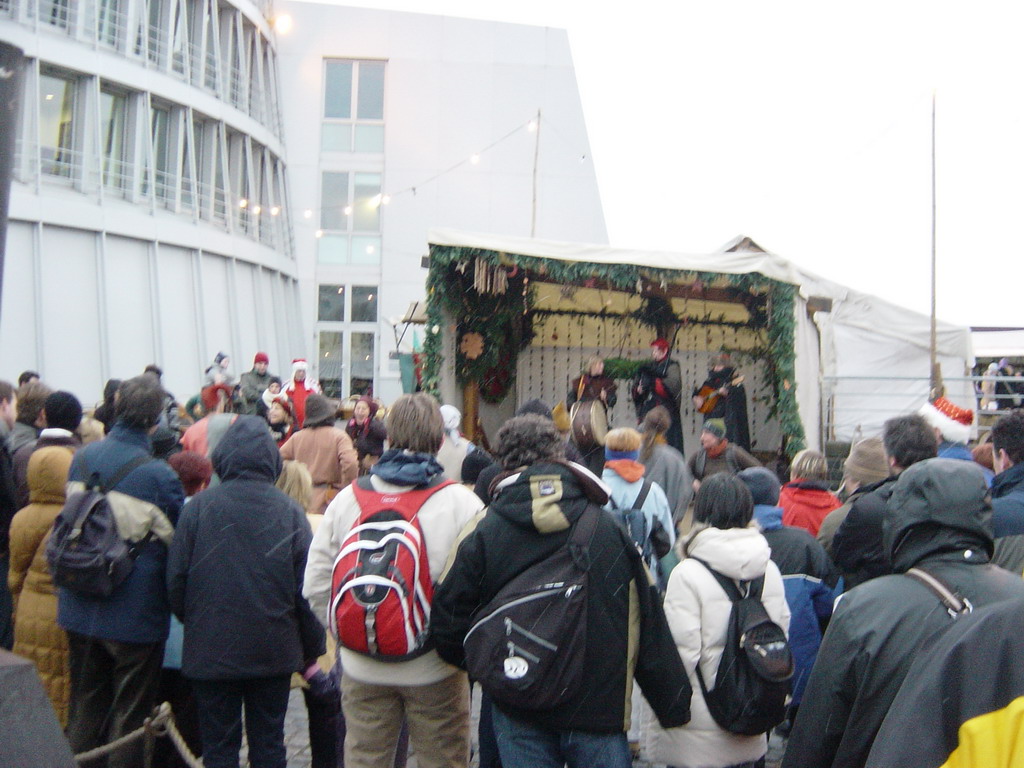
[696,375,744,415]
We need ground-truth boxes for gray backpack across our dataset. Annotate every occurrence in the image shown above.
[46,455,154,597]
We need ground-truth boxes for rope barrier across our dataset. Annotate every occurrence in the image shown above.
[73,701,204,768]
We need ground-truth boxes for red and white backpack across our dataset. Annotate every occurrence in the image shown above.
[329,475,453,659]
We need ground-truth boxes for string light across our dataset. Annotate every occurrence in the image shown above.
[470,153,480,165]
[315,229,324,238]
[238,198,248,208]
[252,205,262,214]
[270,206,280,216]
[303,209,313,219]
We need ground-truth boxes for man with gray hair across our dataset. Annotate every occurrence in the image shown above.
[59,375,184,768]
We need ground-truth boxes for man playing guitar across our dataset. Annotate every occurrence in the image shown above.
[692,352,751,451]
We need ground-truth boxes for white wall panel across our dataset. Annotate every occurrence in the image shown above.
[0,221,40,377]
[155,244,203,403]
[104,235,155,378]
[39,226,102,396]
[199,252,233,370]
[232,261,261,366]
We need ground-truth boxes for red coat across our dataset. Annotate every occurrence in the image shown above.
[780,480,842,537]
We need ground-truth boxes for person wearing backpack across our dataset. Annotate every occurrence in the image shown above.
[57,375,185,768]
[782,458,1024,768]
[602,427,676,589]
[644,473,790,768]
[303,393,483,768]
[430,414,691,768]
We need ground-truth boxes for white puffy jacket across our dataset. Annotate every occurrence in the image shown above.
[644,524,791,768]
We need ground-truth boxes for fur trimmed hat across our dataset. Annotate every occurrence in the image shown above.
[919,397,973,444]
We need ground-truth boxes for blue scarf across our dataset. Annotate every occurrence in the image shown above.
[371,449,445,486]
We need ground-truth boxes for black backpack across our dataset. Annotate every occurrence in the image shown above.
[462,508,600,711]
[46,455,154,597]
[693,558,793,736]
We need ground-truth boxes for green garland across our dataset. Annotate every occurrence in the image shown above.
[424,244,806,454]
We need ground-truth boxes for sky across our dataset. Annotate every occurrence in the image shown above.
[311,0,1024,328]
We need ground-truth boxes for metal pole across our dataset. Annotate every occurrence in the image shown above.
[0,43,26,323]
[929,92,941,397]
[530,108,540,237]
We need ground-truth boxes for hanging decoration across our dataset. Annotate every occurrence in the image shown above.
[423,243,806,454]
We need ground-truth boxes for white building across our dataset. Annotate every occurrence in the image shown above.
[0,0,606,405]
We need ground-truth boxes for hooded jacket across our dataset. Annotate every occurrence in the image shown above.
[779,479,842,537]
[8,446,73,724]
[867,596,1024,768]
[303,449,483,688]
[782,459,1024,768]
[753,503,839,706]
[167,416,324,680]
[58,423,184,644]
[644,524,789,768]
[990,461,1024,573]
[831,475,898,589]
[431,461,692,734]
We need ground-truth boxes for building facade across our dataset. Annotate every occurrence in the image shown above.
[0,0,606,406]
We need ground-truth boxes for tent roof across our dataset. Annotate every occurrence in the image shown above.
[427,228,973,362]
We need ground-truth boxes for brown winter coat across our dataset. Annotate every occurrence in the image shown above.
[8,445,74,725]
[279,426,357,513]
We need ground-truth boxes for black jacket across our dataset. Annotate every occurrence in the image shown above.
[831,475,897,589]
[783,459,1024,768]
[991,462,1024,573]
[167,416,324,680]
[431,460,691,733]
[867,596,1024,768]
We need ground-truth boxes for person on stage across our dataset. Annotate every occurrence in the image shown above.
[631,338,684,453]
[568,356,618,475]
[692,352,751,452]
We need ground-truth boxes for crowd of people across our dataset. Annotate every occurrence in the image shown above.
[1,348,1024,768]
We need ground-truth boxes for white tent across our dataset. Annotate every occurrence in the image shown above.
[428,228,974,450]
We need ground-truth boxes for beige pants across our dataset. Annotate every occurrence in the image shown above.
[341,671,471,768]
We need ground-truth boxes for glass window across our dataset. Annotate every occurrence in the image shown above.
[39,72,76,178]
[351,286,378,322]
[322,124,352,152]
[352,173,380,231]
[351,236,381,265]
[353,125,384,153]
[320,171,349,230]
[350,332,375,395]
[324,60,353,119]
[151,105,171,200]
[98,0,123,49]
[40,0,71,29]
[319,331,344,398]
[356,61,385,120]
[318,235,349,264]
[99,89,128,190]
[318,284,346,322]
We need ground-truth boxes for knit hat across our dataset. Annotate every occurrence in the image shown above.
[919,397,973,444]
[214,351,229,365]
[461,449,495,485]
[303,394,335,427]
[253,352,269,365]
[43,391,82,432]
[844,436,890,487]
[516,398,553,420]
[651,338,670,352]
[738,467,781,507]
[702,418,727,440]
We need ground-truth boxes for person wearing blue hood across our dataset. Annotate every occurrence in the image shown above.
[737,467,840,732]
[304,393,483,768]
[167,415,327,768]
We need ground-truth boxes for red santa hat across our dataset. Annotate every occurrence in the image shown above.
[292,358,309,374]
[918,396,973,444]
